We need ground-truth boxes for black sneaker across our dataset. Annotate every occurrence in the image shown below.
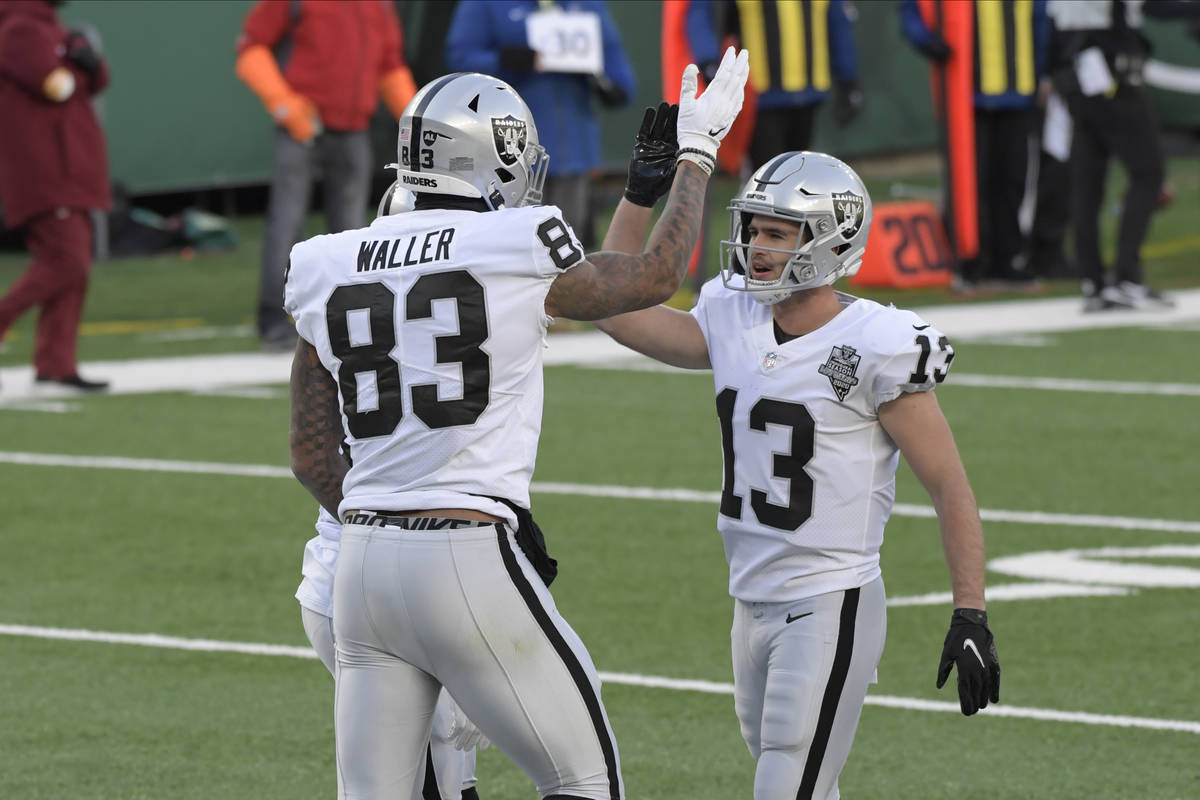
[1081,280,1117,312]
[35,374,110,392]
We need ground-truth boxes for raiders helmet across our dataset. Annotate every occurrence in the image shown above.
[377,180,416,217]
[392,72,549,210]
[720,151,873,304]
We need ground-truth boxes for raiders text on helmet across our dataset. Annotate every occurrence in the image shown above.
[720,151,874,304]
[393,72,549,210]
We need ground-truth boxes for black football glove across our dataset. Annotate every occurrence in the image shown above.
[590,73,629,108]
[499,46,538,74]
[623,102,679,208]
[66,31,101,75]
[936,607,1000,716]
[833,79,863,127]
[917,35,952,63]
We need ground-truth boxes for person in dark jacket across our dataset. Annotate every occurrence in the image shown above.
[902,0,1050,288]
[0,0,110,391]
[445,0,636,248]
[686,0,863,170]
[236,0,418,350]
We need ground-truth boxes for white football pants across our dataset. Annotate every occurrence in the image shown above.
[731,577,887,800]
[333,521,623,800]
[301,607,476,800]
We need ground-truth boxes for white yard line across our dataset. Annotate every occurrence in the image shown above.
[1,622,1195,735]
[2,450,1199,535]
[3,288,1200,406]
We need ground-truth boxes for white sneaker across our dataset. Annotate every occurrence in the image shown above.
[1110,281,1176,309]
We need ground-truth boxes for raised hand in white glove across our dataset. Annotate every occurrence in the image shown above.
[432,693,490,752]
[676,45,750,174]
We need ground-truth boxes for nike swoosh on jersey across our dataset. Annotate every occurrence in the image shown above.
[913,323,931,330]
[785,611,813,624]
[963,638,986,668]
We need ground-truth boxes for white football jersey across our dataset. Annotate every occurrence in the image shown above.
[295,508,341,617]
[691,278,955,603]
[284,205,585,525]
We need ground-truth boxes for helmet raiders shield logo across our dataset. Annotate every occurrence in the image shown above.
[832,191,865,238]
[491,115,527,167]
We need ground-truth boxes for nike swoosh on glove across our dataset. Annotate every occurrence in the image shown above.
[676,45,750,173]
[936,607,1001,715]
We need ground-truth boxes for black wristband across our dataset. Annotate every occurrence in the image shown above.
[951,608,988,626]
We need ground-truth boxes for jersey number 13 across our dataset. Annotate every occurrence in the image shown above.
[716,388,815,531]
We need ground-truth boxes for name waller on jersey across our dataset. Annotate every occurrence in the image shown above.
[357,228,456,273]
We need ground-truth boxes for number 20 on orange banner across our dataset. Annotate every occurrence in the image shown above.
[851,201,953,289]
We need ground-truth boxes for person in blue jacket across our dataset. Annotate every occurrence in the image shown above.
[446,0,635,247]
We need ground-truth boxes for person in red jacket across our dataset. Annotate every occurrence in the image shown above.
[235,0,418,350]
[0,0,111,392]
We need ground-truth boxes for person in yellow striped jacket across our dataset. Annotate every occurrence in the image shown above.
[687,0,863,170]
[902,0,1051,287]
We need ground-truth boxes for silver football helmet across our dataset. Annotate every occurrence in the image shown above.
[392,72,549,210]
[376,180,415,217]
[720,151,873,304]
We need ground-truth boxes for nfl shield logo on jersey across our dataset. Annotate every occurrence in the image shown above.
[832,191,865,238]
[491,115,527,167]
[818,345,861,401]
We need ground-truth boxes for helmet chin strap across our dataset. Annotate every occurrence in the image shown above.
[745,275,797,305]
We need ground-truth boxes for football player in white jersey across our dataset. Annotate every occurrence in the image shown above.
[595,151,1000,800]
[286,49,750,800]
[295,184,486,800]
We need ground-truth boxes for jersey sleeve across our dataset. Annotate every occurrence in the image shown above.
[283,239,318,344]
[688,276,724,346]
[867,311,956,414]
[527,206,585,279]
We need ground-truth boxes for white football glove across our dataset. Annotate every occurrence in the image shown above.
[432,693,490,752]
[676,46,750,173]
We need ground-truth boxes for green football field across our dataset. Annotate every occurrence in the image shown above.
[1,321,1199,799]
[2,159,1199,798]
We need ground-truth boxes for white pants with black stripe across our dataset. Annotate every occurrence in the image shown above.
[300,607,476,800]
[333,522,623,800]
[731,577,886,800]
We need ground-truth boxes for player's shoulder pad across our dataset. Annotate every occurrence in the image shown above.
[854,298,949,360]
[524,204,585,273]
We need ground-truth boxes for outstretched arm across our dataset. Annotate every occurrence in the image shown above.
[544,47,750,322]
[592,197,710,369]
[545,161,710,320]
[289,337,347,518]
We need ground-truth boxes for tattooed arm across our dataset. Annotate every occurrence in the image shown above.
[289,337,347,518]
[544,161,708,321]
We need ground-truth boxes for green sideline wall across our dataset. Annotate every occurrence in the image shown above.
[60,1,1198,196]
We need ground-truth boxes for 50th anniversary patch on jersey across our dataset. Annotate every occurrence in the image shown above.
[818,345,861,400]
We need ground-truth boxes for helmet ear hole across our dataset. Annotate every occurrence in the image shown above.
[495,168,515,184]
